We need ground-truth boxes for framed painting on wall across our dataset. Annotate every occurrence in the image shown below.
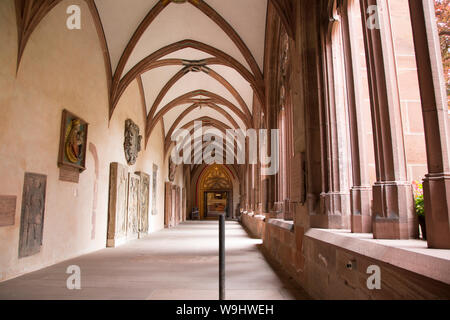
[58,109,89,172]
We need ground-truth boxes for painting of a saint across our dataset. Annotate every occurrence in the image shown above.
[58,110,88,171]
[65,118,85,164]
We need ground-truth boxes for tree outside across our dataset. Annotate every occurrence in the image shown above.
[435,0,450,107]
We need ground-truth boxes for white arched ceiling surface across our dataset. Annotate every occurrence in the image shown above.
[213,105,246,131]
[163,104,192,135]
[155,72,243,115]
[158,48,215,61]
[162,103,247,137]
[171,125,246,157]
[175,106,235,131]
[94,0,159,72]
[191,129,246,152]
[141,65,182,114]
[209,64,254,113]
[93,1,267,142]
[123,3,252,76]
[204,0,268,70]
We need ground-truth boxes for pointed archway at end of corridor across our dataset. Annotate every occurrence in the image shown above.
[190,164,239,221]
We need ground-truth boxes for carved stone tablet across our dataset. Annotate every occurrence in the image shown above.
[0,196,16,227]
[107,163,128,247]
[19,173,47,258]
[168,157,176,182]
[127,173,140,240]
[136,171,150,238]
[151,164,158,216]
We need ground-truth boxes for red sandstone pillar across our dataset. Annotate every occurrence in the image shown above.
[341,0,373,233]
[318,17,352,230]
[409,0,450,248]
[359,0,417,239]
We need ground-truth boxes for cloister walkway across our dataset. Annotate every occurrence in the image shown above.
[0,221,310,300]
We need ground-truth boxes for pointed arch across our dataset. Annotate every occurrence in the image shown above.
[146,66,252,122]
[112,39,264,117]
[146,89,251,141]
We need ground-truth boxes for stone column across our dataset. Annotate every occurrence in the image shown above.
[341,1,372,233]
[248,164,253,211]
[319,19,352,230]
[255,162,262,214]
[176,186,181,225]
[409,0,450,248]
[246,164,252,211]
[359,0,417,239]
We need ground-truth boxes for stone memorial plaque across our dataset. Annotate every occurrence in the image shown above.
[136,171,150,238]
[151,164,158,216]
[0,196,16,227]
[19,173,47,258]
[127,173,140,240]
[59,166,80,183]
[107,163,128,247]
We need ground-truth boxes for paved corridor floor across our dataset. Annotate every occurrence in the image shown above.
[0,221,310,300]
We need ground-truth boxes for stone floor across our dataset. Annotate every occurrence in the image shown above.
[0,221,310,300]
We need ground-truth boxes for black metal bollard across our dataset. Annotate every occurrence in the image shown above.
[219,214,225,300]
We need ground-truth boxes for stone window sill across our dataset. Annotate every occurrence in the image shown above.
[242,211,265,221]
[254,215,266,221]
[305,229,450,285]
[268,219,294,232]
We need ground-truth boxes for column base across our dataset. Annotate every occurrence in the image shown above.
[268,201,295,220]
[107,235,127,248]
[372,182,418,239]
[351,186,372,233]
[311,192,351,229]
[268,201,284,219]
[423,173,450,249]
[284,199,294,221]
[255,202,263,215]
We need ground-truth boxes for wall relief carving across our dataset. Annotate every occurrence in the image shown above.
[124,119,142,165]
[19,173,47,258]
[107,163,128,247]
[58,109,89,183]
[136,171,150,237]
[168,157,177,182]
[152,164,158,216]
[127,173,140,240]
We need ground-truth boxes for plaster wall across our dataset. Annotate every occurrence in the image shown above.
[0,0,168,281]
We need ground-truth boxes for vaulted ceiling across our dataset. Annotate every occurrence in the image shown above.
[15,0,294,149]
[94,0,268,146]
